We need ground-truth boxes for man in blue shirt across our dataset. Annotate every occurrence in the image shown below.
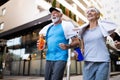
[37,7,80,80]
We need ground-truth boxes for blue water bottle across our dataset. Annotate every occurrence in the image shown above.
[74,47,84,61]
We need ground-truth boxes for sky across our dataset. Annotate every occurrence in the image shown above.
[100,0,120,26]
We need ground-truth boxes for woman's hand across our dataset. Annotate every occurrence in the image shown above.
[81,48,84,54]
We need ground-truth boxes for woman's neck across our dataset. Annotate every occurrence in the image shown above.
[89,21,98,29]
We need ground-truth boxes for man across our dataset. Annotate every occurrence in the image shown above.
[37,7,80,80]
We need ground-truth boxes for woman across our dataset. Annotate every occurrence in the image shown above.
[79,7,117,80]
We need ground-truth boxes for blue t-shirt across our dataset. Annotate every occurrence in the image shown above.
[83,26,110,62]
[46,24,69,61]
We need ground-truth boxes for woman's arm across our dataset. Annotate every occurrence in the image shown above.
[80,39,84,54]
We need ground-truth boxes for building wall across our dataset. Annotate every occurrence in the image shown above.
[0,0,50,33]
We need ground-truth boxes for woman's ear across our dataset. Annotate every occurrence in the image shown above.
[97,13,100,19]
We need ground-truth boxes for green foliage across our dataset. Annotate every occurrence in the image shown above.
[69,11,72,18]
[52,0,56,7]
[62,6,65,14]
[74,15,77,21]
[60,4,65,14]
[60,4,63,9]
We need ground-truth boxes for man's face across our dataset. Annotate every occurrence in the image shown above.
[51,10,62,23]
[51,10,60,18]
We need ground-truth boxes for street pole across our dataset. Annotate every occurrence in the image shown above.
[0,39,6,79]
[66,39,71,80]
[0,55,3,79]
[66,48,71,80]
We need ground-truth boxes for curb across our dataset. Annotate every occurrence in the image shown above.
[110,72,120,76]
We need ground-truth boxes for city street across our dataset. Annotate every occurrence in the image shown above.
[110,75,120,80]
[0,74,120,80]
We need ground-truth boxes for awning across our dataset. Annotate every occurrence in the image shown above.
[0,14,52,39]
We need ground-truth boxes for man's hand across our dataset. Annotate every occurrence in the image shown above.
[59,43,70,50]
[37,39,45,50]
[37,40,39,48]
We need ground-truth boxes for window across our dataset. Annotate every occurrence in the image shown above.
[0,22,4,30]
[2,8,6,16]
[7,37,21,47]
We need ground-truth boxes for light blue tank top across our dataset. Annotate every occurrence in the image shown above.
[46,24,69,61]
[83,26,110,62]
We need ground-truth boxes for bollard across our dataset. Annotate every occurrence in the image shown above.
[0,69,3,79]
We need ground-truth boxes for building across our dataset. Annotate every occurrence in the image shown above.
[1,0,116,76]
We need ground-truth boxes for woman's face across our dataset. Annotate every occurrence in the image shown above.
[86,8,100,21]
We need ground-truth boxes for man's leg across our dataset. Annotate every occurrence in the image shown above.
[45,61,54,80]
[51,61,67,80]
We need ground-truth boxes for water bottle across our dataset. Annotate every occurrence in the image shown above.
[74,47,84,61]
[38,34,45,50]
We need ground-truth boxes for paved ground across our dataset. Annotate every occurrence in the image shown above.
[110,75,120,80]
[0,72,120,80]
[1,75,83,80]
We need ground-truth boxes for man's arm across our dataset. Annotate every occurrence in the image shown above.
[59,36,80,50]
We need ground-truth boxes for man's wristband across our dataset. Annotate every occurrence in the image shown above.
[66,44,71,49]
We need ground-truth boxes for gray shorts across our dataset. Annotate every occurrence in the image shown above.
[45,60,67,80]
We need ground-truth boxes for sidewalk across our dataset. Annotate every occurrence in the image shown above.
[0,72,120,80]
[0,75,82,80]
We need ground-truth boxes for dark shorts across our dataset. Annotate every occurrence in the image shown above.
[45,60,67,80]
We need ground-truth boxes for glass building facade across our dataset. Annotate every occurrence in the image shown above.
[4,27,83,76]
